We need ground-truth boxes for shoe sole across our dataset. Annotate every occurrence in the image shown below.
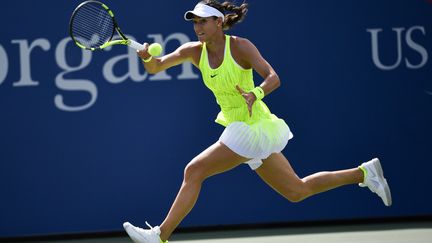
[372,158,392,206]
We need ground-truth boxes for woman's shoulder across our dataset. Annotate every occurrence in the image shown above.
[230,35,258,62]
[177,41,202,54]
[182,41,202,48]
[175,41,203,67]
[230,35,254,44]
[230,36,256,53]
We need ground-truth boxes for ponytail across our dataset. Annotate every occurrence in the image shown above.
[201,0,249,30]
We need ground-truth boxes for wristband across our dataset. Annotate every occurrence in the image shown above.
[251,86,265,100]
[142,56,153,63]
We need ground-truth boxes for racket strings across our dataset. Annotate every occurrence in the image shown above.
[71,2,114,48]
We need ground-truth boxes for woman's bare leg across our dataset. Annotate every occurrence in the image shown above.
[255,153,363,202]
[159,141,248,241]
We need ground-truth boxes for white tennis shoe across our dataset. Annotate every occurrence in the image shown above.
[359,158,392,206]
[123,221,164,243]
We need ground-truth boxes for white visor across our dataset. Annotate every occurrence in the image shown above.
[184,3,225,22]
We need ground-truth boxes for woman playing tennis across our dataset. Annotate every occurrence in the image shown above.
[123,1,392,242]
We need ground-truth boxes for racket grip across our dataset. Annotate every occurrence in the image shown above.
[128,40,145,51]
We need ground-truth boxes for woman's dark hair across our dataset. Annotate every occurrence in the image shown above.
[200,0,248,30]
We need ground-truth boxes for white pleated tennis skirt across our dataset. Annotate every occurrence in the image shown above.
[219,116,293,170]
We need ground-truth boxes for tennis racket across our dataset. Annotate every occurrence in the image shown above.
[69,0,145,51]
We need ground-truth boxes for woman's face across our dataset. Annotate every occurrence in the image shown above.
[192,16,220,42]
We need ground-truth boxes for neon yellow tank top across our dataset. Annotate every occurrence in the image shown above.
[199,35,273,127]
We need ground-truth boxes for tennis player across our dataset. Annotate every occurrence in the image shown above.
[123,1,392,242]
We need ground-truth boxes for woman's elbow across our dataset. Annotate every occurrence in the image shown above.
[273,73,281,88]
[144,63,160,74]
[146,68,158,74]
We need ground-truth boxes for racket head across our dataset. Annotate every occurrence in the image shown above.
[69,0,119,50]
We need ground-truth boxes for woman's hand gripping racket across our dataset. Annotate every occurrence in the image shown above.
[69,0,162,55]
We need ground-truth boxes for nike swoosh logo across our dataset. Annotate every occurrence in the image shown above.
[210,74,218,78]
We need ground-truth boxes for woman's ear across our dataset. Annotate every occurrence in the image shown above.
[217,17,223,27]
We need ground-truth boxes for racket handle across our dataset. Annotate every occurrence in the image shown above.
[128,40,145,51]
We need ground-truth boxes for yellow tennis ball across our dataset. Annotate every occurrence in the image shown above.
[148,43,162,56]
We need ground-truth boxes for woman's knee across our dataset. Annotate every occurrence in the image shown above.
[283,181,312,203]
[284,191,306,203]
[183,159,207,183]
